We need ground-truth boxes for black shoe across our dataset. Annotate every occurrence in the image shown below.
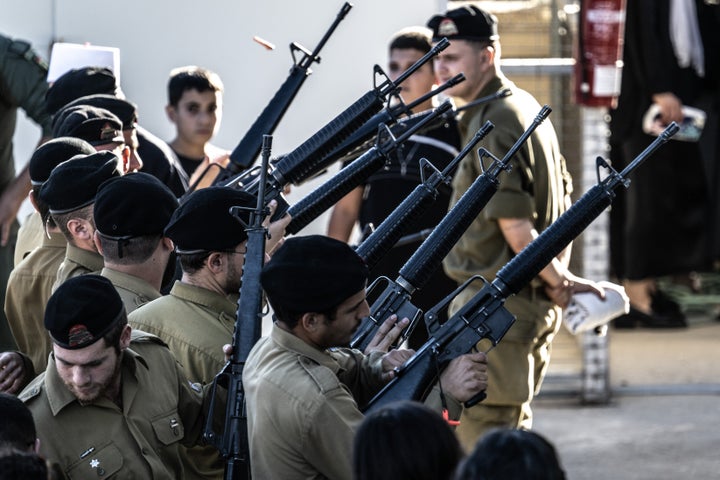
[612,306,687,329]
[651,289,682,316]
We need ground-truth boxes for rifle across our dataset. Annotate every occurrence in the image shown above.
[203,135,273,480]
[283,101,454,235]
[215,3,353,181]
[220,38,450,218]
[350,106,551,352]
[362,122,679,414]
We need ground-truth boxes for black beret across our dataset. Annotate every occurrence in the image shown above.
[94,172,178,238]
[52,105,124,146]
[427,5,499,43]
[261,235,369,313]
[38,151,121,214]
[45,274,125,350]
[60,94,138,130]
[164,187,256,253]
[28,137,96,186]
[46,66,118,115]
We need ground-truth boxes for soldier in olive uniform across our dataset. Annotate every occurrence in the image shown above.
[93,172,178,314]
[19,274,220,479]
[129,186,288,479]
[244,235,489,480]
[0,33,53,351]
[5,138,96,376]
[428,6,602,446]
[37,151,121,290]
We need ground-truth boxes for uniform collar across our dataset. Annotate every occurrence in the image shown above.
[65,243,104,272]
[41,231,68,248]
[170,281,238,317]
[101,268,161,303]
[270,323,344,375]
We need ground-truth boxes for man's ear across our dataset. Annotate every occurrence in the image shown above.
[299,312,320,332]
[205,251,225,274]
[166,104,177,123]
[67,218,92,241]
[119,324,132,350]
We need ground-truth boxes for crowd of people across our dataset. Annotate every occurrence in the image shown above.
[0,1,717,478]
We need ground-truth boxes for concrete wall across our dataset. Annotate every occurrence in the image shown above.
[2,0,445,232]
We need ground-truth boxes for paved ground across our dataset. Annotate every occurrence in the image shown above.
[532,312,720,479]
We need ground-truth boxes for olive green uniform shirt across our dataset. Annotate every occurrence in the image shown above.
[53,244,104,291]
[5,231,66,372]
[244,324,389,480]
[19,331,211,480]
[100,267,162,315]
[14,210,44,267]
[444,75,571,287]
[129,281,238,479]
[128,281,237,382]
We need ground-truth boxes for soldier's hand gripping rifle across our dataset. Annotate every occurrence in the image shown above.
[213,2,353,182]
[283,100,454,235]
[217,38,451,219]
[350,106,551,352]
[362,122,679,414]
[203,135,273,480]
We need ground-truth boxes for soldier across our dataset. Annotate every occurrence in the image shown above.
[5,138,96,375]
[19,274,220,479]
[243,235,488,479]
[37,151,120,289]
[0,33,53,352]
[93,172,178,314]
[129,186,289,478]
[428,5,601,446]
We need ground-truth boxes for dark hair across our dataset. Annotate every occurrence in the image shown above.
[96,233,163,265]
[103,313,129,355]
[167,66,224,106]
[353,401,463,480]
[389,26,433,54]
[177,251,211,274]
[268,299,337,330]
[454,428,566,480]
[0,394,36,450]
[0,448,48,480]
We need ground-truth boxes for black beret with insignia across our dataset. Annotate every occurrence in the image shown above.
[45,274,125,350]
[46,66,118,115]
[94,172,178,238]
[38,151,121,214]
[52,105,124,146]
[164,187,256,253]
[60,94,138,130]
[28,137,96,186]
[261,235,369,313]
[427,5,499,43]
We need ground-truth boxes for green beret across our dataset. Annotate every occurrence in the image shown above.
[28,137,96,186]
[427,5,499,43]
[164,187,256,253]
[52,105,124,146]
[95,172,178,238]
[261,235,369,313]
[45,275,125,350]
[45,66,118,115]
[61,94,138,130]
[38,151,121,214]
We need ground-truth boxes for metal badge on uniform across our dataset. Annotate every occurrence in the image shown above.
[189,381,202,393]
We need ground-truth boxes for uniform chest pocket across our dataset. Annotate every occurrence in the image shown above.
[66,442,123,479]
[151,410,185,445]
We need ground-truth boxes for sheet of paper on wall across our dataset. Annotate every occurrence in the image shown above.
[47,42,120,84]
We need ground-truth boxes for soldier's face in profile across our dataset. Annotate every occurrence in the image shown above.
[313,288,370,348]
[53,339,123,404]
